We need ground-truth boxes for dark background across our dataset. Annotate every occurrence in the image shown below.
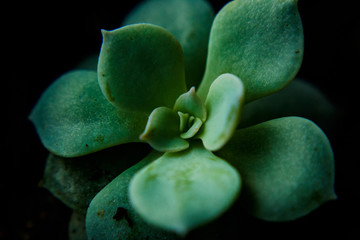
[5,0,359,239]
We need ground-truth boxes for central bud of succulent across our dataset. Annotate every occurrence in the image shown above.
[139,74,245,153]
[178,112,203,139]
[139,86,207,152]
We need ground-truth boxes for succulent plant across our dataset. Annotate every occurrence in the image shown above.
[30,0,336,239]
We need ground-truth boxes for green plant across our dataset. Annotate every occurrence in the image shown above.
[30,0,336,239]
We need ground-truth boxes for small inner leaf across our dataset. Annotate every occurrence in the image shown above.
[173,87,207,122]
[129,142,241,235]
[178,112,190,133]
[199,73,245,151]
[180,117,203,139]
[140,107,189,152]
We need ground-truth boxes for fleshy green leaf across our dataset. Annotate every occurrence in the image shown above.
[98,24,187,113]
[218,117,336,221]
[129,142,241,235]
[140,107,189,152]
[123,0,214,88]
[180,117,203,140]
[239,79,337,135]
[29,70,147,157]
[173,87,207,122]
[198,0,304,102]
[41,143,150,213]
[198,73,245,151]
[86,151,179,240]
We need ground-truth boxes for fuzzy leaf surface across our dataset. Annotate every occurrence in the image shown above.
[140,107,189,152]
[198,74,245,151]
[29,70,147,157]
[98,24,187,113]
[218,117,336,221]
[198,0,304,102]
[129,142,241,234]
[123,0,214,88]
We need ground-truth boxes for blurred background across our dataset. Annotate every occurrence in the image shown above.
[5,0,359,239]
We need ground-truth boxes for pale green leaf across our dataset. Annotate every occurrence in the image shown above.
[123,0,214,88]
[29,70,147,157]
[86,151,179,240]
[198,73,245,151]
[198,0,304,102]
[218,117,336,221]
[180,117,203,139]
[98,24,187,113]
[129,142,241,234]
[140,107,189,152]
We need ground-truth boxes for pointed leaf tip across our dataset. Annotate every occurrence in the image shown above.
[173,86,207,122]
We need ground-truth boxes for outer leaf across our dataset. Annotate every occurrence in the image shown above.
[29,70,147,157]
[198,74,245,151]
[86,151,179,240]
[129,142,241,235]
[173,87,207,122]
[41,143,150,213]
[123,0,214,88]
[198,0,304,102]
[140,107,189,152]
[239,79,337,135]
[218,117,336,221]
[98,24,187,113]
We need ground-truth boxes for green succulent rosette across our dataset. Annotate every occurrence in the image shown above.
[30,0,336,239]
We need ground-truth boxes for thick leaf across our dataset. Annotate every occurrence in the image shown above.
[123,0,214,88]
[98,24,187,113]
[29,70,147,157]
[42,143,150,213]
[180,117,203,140]
[198,0,304,102]
[198,74,245,151]
[218,117,336,221]
[140,107,189,152]
[129,142,241,235]
[239,79,337,135]
[86,151,179,240]
[173,87,207,122]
